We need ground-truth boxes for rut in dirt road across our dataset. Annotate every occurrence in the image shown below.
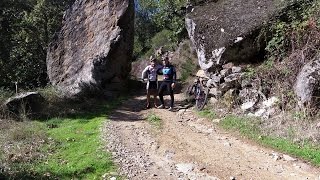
[102,93,320,180]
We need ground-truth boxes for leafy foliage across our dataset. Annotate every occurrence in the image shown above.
[251,0,320,110]
[134,0,188,59]
[0,0,72,89]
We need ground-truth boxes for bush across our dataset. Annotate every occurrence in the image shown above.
[151,29,178,52]
[250,0,320,111]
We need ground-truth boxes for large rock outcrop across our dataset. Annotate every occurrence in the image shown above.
[186,0,288,72]
[3,92,45,119]
[47,0,134,98]
[295,55,320,108]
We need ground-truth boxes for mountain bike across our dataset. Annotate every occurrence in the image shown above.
[186,75,209,111]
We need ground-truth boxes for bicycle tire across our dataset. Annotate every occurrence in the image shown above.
[185,84,195,102]
[195,86,209,111]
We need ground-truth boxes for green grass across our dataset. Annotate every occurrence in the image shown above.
[33,100,123,179]
[147,113,162,128]
[220,115,320,166]
[35,117,116,179]
[0,98,123,179]
[197,109,216,120]
[197,110,320,165]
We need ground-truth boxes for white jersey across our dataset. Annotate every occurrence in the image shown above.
[141,64,162,81]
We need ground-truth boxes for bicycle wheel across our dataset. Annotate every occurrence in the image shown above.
[185,84,195,102]
[195,86,209,111]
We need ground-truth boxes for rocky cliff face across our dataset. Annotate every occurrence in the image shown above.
[295,55,320,108]
[47,0,134,98]
[186,0,287,73]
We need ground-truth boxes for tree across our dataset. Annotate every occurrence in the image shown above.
[134,0,188,59]
[0,0,72,89]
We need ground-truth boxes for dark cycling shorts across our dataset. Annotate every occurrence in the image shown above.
[158,81,173,94]
[146,81,158,90]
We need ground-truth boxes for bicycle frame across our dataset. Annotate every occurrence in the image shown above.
[187,76,209,110]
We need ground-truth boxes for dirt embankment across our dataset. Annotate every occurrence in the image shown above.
[102,92,320,179]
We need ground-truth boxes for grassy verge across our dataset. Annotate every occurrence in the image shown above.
[198,108,320,166]
[221,115,320,166]
[36,117,116,179]
[147,113,162,128]
[0,99,122,179]
[197,109,217,120]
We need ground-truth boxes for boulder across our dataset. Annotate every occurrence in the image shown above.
[295,56,320,107]
[232,66,242,73]
[210,74,223,84]
[3,92,45,119]
[209,97,218,105]
[220,68,232,77]
[222,62,234,69]
[241,79,253,88]
[241,101,255,111]
[224,73,243,85]
[206,79,218,88]
[219,83,233,93]
[47,0,134,98]
[239,88,260,104]
[185,0,290,72]
[209,87,223,98]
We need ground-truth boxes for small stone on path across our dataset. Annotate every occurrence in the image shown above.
[283,154,297,162]
[176,163,194,173]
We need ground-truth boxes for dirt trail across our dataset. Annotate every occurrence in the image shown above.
[103,93,320,180]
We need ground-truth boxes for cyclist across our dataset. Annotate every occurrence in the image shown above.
[141,56,162,109]
[157,55,177,111]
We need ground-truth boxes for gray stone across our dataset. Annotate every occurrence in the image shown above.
[224,73,243,85]
[47,0,134,98]
[209,88,223,98]
[232,66,242,73]
[241,79,252,88]
[241,101,255,111]
[283,154,297,162]
[210,74,223,83]
[239,88,260,104]
[220,68,232,77]
[222,62,234,69]
[206,79,218,88]
[294,55,320,107]
[211,119,221,123]
[254,108,266,117]
[209,97,218,105]
[219,83,232,93]
[262,97,279,108]
[271,153,281,161]
[316,122,320,129]
[3,92,45,119]
[176,163,194,173]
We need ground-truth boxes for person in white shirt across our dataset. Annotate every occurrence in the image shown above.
[141,57,162,109]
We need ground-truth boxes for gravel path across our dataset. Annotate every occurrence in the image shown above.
[102,93,320,180]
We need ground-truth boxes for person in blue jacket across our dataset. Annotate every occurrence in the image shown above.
[157,56,177,111]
